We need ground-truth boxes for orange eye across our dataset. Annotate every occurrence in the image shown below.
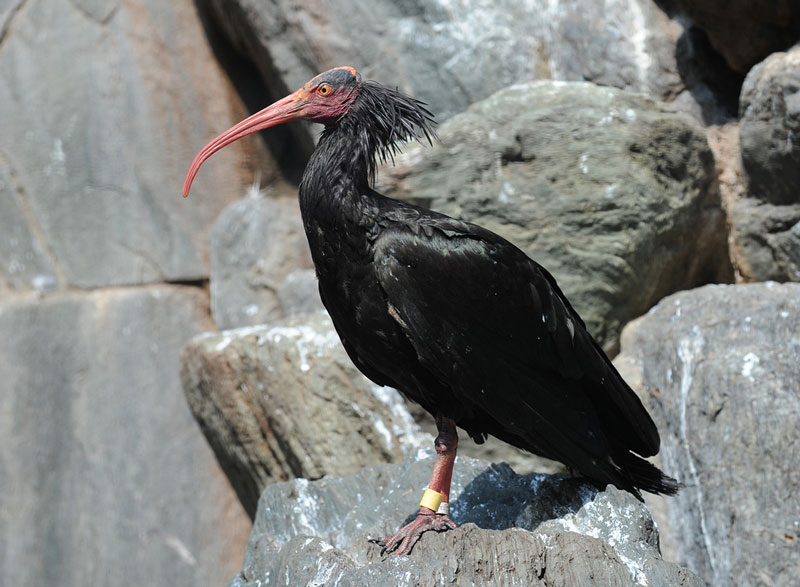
[318,84,332,96]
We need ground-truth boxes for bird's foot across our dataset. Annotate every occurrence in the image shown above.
[372,510,457,556]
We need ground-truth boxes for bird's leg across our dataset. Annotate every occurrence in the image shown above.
[376,414,458,556]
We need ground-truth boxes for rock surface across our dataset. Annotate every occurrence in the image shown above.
[617,283,800,586]
[181,311,427,518]
[672,0,800,73]
[232,457,704,586]
[739,46,800,206]
[729,198,800,282]
[0,0,270,291]
[200,0,683,128]
[210,191,314,329]
[379,81,732,352]
[0,286,250,587]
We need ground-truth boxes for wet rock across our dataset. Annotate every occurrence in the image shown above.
[739,46,800,206]
[232,458,704,586]
[617,282,800,586]
[378,81,732,352]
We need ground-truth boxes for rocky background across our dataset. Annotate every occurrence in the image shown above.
[2,1,799,586]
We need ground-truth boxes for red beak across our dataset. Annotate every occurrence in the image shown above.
[182,89,307,197]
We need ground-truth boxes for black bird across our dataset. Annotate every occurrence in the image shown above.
[183,66,678,555]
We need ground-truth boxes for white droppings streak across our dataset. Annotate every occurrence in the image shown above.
[370,385,426,455]
[579,153,589,174]
[267,324,341,372]
[741,352,759,381]
[677,326,718,577]
[373,417,393,449]
[292,478,319,535]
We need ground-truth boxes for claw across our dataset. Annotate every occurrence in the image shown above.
[374,509,457,556]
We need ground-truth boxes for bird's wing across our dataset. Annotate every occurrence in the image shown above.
[372,217,659,469]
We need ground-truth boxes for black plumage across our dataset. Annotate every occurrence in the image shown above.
[184,67,678,554]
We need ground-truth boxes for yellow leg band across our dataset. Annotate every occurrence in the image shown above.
[419,488,445,512]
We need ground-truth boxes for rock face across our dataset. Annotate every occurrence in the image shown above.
[0,286,250,586]
[200,0,683,126]
[210,191,314,329]
[181,311,427,518]
[672,0,800,73]
[739,47,800,206]
[0,0,270,291]
[617,283,800,586]
[0,1,257,585]
[379,81,732,352]
[232,457,704,586]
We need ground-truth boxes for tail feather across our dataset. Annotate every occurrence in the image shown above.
[615,451,680,497]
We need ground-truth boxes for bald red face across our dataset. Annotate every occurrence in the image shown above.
[183,66,361,197]
[291,66,361,124]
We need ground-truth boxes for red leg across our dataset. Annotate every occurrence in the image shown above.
[376,414,459,555]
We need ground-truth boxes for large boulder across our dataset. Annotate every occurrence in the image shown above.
[200,0,683,128]
[739,46,800,206]
[0,0,273,291]
[616,283,800,586]
[671,0,800,73]
[232,457,704,586]
[0,286,250,587]
[181,311,428,518]
[379,81,732,352]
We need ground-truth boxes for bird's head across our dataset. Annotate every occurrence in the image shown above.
[183,66,435,197]
[183,66,360,197]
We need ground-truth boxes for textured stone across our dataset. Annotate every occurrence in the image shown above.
[729,198,800,282]
[0,286,251,587]
[276,269,325,317]
[0,0,273,290]
[181,311,428,518]
[617,283,800,586]
[232,458,704,586]
[210,191,314,329]
[378,81,732,352]
[672,0,800,73]
[739,46,800,206]
[200,0,683,127]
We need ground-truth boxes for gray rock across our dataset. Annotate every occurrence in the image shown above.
[378,81,732,352]
[0,286,251,587]
[672,0,800,73]
[181,311,429,518]
[0,158,58,293]
[617,283,800,586]
[277,269,325,317]
[201,0,683,127]
[232,458,704,586]
[739,46,800,206]
[729,198,800,282]
[0,0,272,289]
[211,192,314,329]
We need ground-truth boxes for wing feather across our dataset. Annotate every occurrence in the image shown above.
[372,219,659,472]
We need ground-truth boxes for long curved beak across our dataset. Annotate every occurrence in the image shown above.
[182,90,306,197]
